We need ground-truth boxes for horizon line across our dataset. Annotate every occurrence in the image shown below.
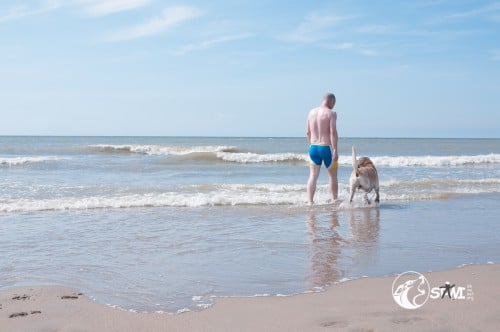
[0,135,498,140]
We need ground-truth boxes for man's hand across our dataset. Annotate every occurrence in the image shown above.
[332,148,338,162]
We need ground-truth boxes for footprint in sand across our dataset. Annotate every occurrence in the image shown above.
[9,311,42,318]
[321,320,349,328]
[61,295,79,299]
[61,292,83,300]
[9,312,28,318]
[392,316,423,324]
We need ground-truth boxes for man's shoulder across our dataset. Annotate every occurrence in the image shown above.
[308,107,320,117]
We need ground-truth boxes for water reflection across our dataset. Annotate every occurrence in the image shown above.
[306,210,343,289]
[348,207,380,268]
[348,208,380,243]
[306,207,380,289]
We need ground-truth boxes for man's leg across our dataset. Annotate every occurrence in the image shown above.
[307,164,321,205]
[328,162,338,201]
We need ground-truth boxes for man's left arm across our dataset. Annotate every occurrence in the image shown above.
[330,112,338,160]
[306,115,311,144]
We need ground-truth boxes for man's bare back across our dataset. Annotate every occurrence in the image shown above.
[307,107,337,146]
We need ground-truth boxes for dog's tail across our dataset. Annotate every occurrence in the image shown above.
[351,146,357,172]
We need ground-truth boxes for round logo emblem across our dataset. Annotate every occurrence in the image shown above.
[392,271,430,309]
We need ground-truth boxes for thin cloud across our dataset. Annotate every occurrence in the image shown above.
[429,2,500,23]
[327,42,354,50]
[0,1,61,22]
[177,33,253,55]
[282,12,359,43]
[408,0,451,8]
[81,0,151,17]
[359,49,380,57]
[104,5,202,42]
[446,2,500,20]
[356,24,395,34]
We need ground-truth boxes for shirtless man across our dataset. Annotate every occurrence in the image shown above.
[306,93,338,205]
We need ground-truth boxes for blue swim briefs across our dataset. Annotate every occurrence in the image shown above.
[309,145,336,169]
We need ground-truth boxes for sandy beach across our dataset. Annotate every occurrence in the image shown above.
[1,263,498,332]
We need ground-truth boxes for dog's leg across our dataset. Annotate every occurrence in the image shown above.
[364,193,370,205]
[375,188,380,204]
[349,187,356,203]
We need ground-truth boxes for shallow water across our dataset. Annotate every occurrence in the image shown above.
[1,137,499,312]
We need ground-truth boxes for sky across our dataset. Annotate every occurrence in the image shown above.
[1,0,499,137]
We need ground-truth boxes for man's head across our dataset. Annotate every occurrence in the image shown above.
[323,93,336,109]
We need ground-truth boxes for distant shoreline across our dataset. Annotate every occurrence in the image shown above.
[0,135,499,139]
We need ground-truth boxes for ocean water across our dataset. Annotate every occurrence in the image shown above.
[1,136,499,312]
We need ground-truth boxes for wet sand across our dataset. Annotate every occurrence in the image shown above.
[1,264,498,331]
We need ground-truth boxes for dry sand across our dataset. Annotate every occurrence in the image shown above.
[1,264,498,332]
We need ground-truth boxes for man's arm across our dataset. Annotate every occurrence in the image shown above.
[330,112,338,159]
[306,115,311,144]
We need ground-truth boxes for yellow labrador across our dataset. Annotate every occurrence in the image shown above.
[349,146,380,204]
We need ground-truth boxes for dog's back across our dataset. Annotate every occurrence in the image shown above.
[357,157,379,186]
[350,147,380,204]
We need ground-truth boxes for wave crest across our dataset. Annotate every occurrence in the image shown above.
[2,178,498,213]
[89,144,239,155]
[0,156,61,166]
[370,153,500,167]
[87,145,500,167]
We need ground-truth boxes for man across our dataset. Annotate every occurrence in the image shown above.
[306,93,338,205]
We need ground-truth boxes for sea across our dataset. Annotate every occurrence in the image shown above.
[1,136,499,313]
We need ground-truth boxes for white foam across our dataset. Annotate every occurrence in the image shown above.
[87,146,500,167]
[1,177,498,213]
[336,277,356,283]
[0,156,62,166]
[380,178,500,188]
[370,153,500,167]
[217,152,500,166]
[216,152,309,163]
[89,144,236,156]
[0,183,317,212]
[196,303,212,309]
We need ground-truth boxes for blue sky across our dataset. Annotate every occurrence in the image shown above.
[1,0,499,137]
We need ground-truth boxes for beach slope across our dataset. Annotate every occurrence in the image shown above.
[1,264,498,332]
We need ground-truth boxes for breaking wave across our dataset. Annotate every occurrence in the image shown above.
[87,145,500,167]
[369,154,500,167]
[0,156,62,166]
[1,178,498,213]
[88,144,240,155]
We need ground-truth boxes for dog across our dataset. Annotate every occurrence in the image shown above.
[349,146,379,204]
